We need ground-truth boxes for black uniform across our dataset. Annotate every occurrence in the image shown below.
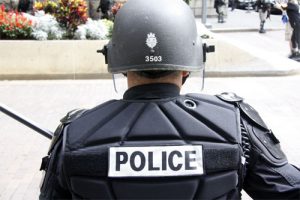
[40,83,300,199]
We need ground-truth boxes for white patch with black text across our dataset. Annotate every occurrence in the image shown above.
[108,145,203,177]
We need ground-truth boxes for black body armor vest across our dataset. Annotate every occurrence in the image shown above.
[62,94,244,199]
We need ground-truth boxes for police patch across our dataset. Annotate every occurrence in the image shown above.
[108,145,203,177]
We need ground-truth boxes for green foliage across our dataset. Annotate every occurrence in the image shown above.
[34,0,88,38]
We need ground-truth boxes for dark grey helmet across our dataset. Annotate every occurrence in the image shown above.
[106,0,205,73]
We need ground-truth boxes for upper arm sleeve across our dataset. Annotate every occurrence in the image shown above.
[39,109,87,199]
[244,153,300,199]
[215,94,300,198]
[242,119,300,199]
[39,127,72,200]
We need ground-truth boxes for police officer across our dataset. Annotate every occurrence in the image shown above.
[256,0,272,33]
[39,0,300,199]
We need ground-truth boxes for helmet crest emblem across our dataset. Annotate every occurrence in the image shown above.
[146,33,157,51]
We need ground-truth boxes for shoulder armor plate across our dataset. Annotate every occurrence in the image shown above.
[216,92,244,103]
[48,108,87,154]
[60,108,87,124]
[239,102,269,131]
[217,92,268,131]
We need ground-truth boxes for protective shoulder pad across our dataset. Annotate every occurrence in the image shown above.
[60,108,87,124]
[218,93,287,166]
[48,108,87,154]
[239,102,268,131]
[217,92,268,131]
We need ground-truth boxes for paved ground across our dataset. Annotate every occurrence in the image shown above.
[221,30,290,57]
[1,76,300,199]
[204,8,284,31]
[196,9,300,77]
[209,9,289,57]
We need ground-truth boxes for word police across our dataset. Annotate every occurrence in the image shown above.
[108,145,203,177]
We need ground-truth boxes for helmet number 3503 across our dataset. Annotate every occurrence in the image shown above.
[145,55,162,63]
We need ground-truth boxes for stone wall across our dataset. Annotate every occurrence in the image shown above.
[0,40,110,79]
[0,39,260,80]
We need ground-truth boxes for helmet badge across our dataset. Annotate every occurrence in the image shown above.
[146,33,157,53]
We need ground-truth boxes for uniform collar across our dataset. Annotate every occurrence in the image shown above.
[123,83,180,100]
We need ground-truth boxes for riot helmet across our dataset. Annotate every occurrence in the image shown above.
[103,0,205,73]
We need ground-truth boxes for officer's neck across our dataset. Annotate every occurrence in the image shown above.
[127,71,187,89]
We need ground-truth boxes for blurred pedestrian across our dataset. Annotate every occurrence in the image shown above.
[276,0,300,60]
[229,0,236,11]
[255,0,271,33]
[97,0,112,19]
[214,0,226,23]
[18,0,33,13]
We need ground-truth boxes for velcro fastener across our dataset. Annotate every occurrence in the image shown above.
[204,146,240,173]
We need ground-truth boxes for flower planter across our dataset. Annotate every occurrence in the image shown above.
[0,40,110,79]
[0,38,272,80]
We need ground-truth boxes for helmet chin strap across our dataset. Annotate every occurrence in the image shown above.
[112,74,118,93]
[201,68,205,91]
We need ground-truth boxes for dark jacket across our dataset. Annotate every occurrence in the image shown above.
[39,83,300,199]
[214,0,226,8]
[256,0,271,12]
[99,0,111,13]
[286,2,300,28]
